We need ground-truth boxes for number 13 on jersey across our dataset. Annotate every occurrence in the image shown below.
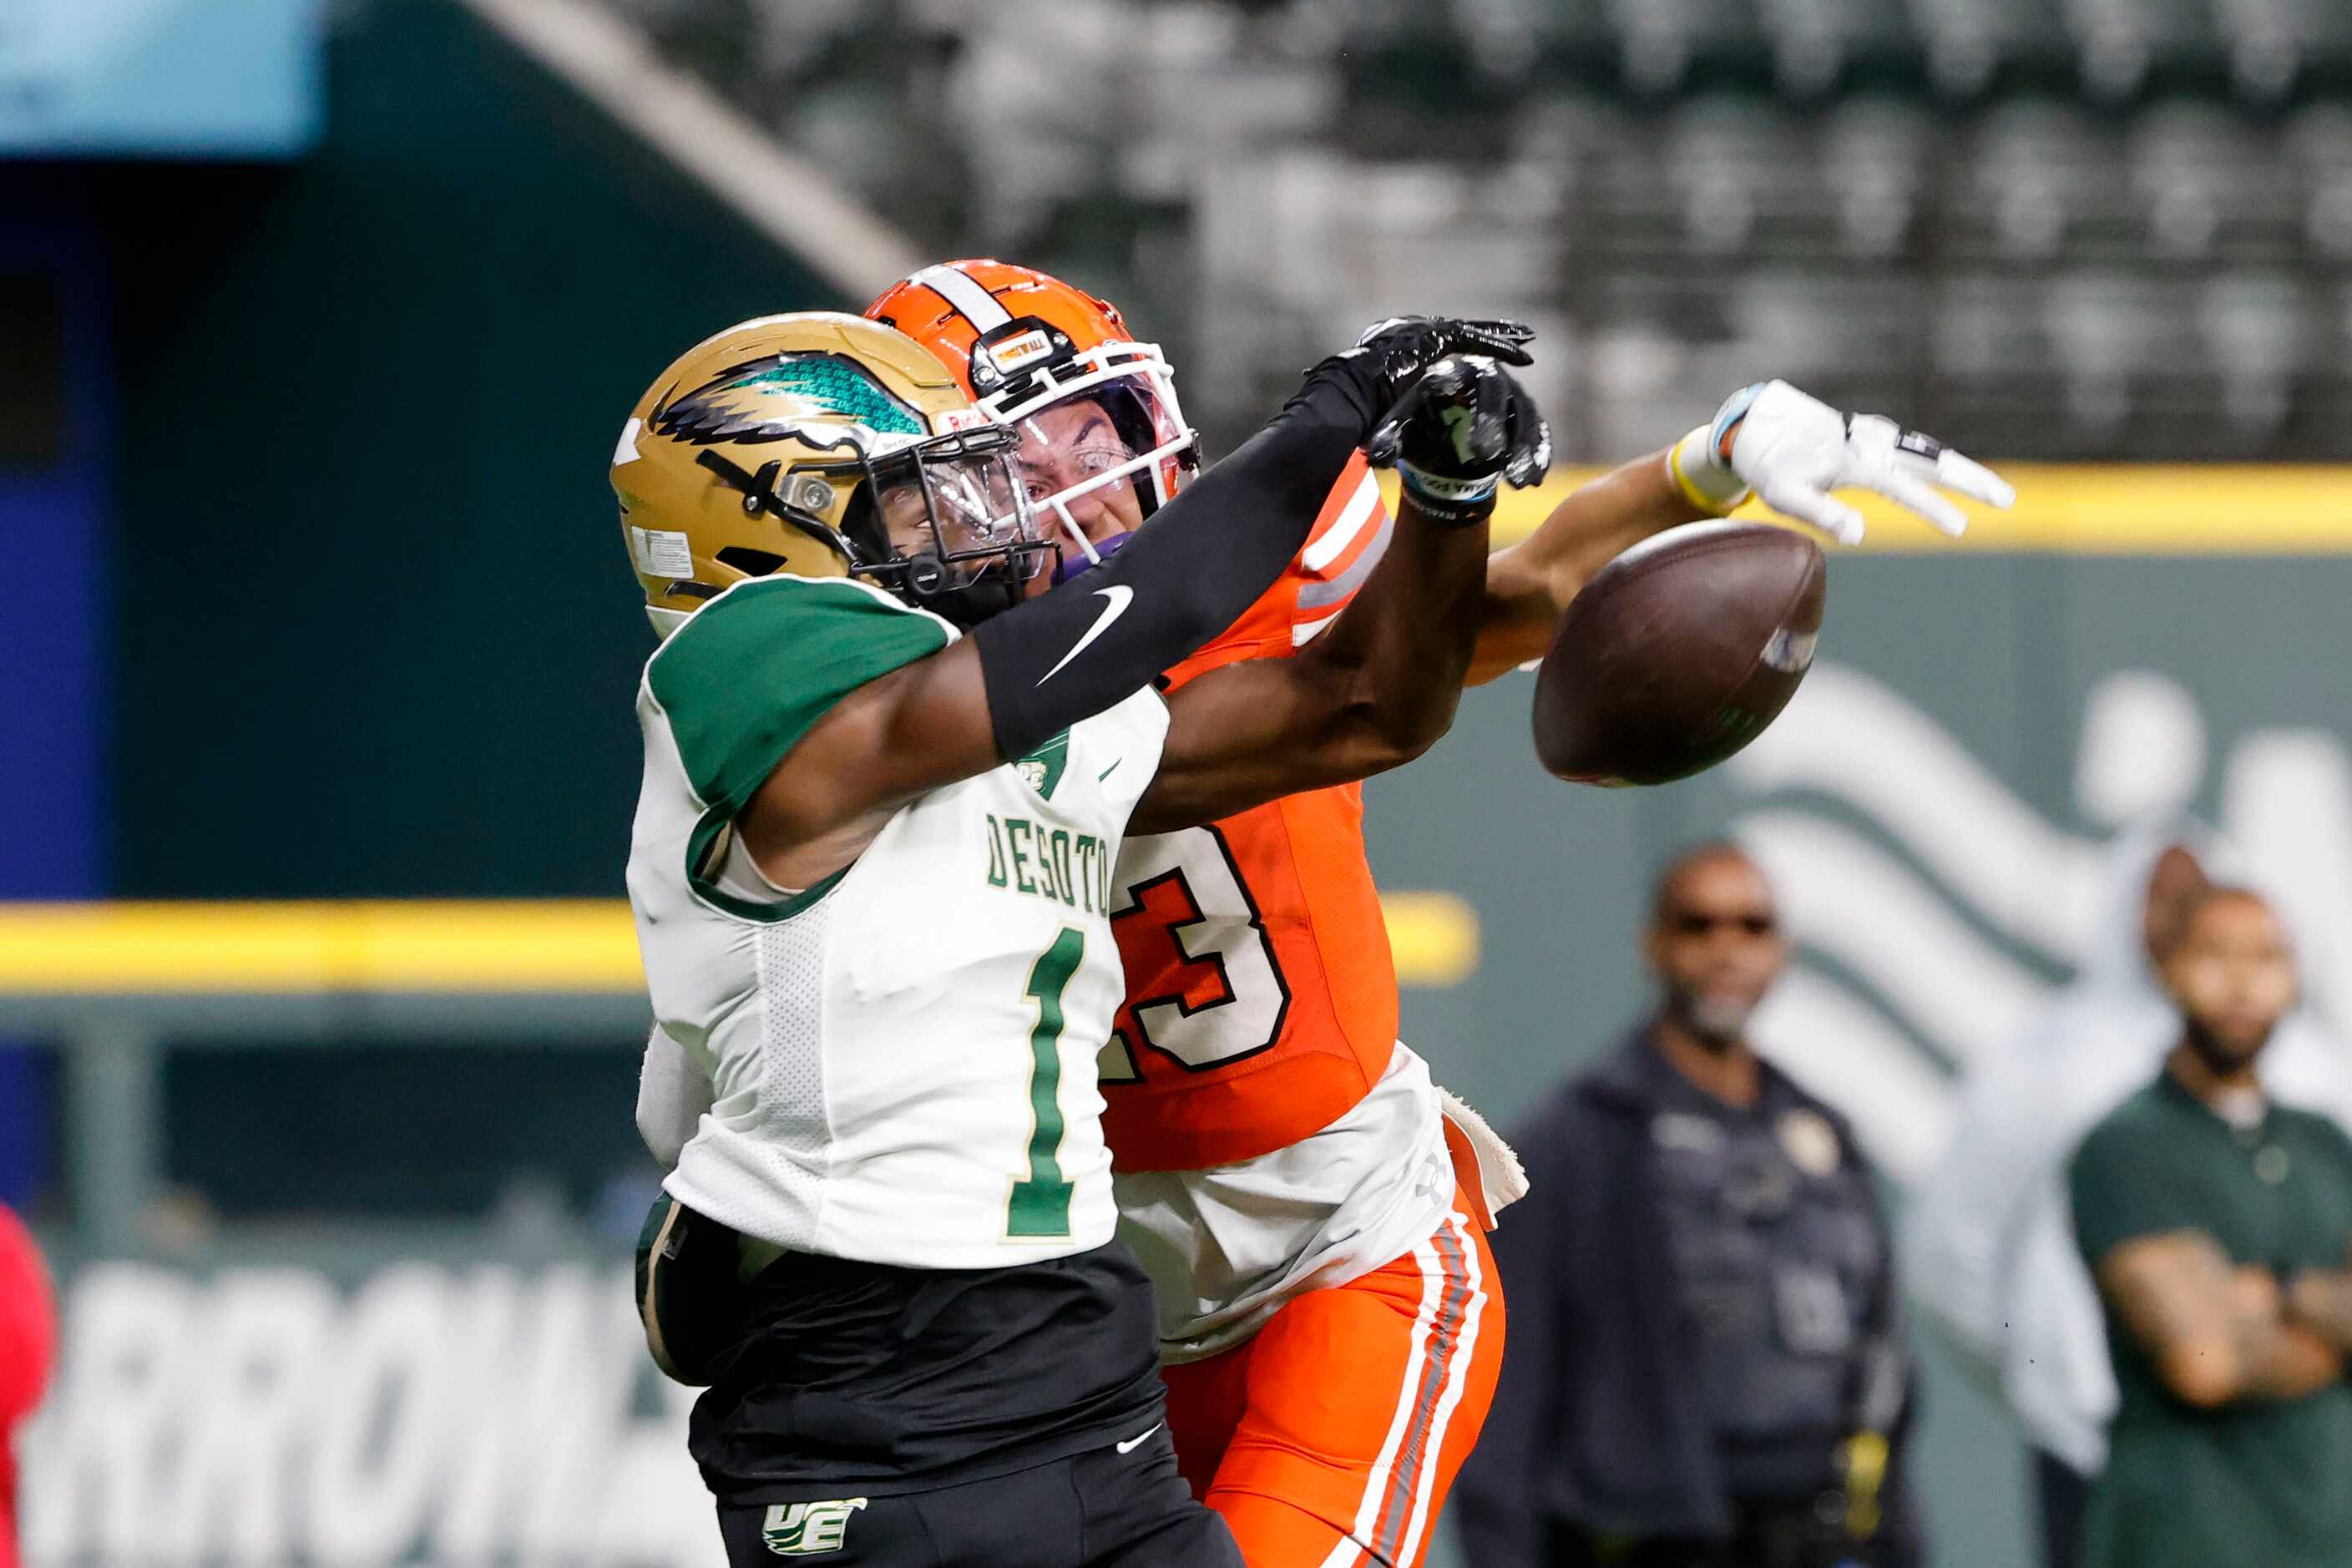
[1099,825,1292,1081]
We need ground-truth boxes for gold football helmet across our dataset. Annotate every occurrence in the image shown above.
[611,311,1047,636]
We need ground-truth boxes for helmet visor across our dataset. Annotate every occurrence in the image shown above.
[868,434,1045,597]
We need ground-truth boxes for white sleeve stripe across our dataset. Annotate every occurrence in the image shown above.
[913,264,1014,331]
[1301,472,1383,573]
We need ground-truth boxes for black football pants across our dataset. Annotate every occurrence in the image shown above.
[714,1423,1243,1568]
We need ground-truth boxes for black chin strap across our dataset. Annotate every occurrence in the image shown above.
[694,449,776,511]
[861,543,1055,631]
[694,450,857,559]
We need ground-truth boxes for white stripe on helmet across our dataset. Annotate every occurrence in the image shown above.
[913,264,1014,331]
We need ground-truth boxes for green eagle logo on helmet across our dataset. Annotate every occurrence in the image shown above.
[652,353,927,446]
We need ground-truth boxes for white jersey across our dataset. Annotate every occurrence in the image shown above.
[627,574,1169,1271]
[1113,1043,1458,1362]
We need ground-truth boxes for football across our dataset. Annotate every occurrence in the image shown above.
[1531,519,1827,787]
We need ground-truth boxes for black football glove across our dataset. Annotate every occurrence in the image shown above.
[1345,312,1542,408]
[1289,317,1534,450]
[1344,316,1537,410]
[1366,355,1552,528]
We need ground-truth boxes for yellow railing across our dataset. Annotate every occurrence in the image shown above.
[0,894,1482,994]
[1428,463,2352,553]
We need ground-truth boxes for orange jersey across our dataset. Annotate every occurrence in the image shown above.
[1101,453,1399,1171]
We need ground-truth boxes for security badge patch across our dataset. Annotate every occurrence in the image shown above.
[1777,1107,1843,1178]
[762,1499,868,1555]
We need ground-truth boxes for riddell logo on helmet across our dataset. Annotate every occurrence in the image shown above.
[933,407,989,433]
[983,329,1054,375]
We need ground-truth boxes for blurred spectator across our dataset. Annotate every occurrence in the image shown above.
[1456,843,1923,1568]
[2069,885,2352,1568]
[0,1205,53,1568]
[1906,820,2352,1568]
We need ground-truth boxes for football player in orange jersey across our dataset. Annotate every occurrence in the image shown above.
[869,260,2011,1568]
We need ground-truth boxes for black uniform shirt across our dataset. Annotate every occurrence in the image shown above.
[1641,1044,1888,1500]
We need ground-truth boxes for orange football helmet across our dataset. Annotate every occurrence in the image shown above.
[867,260,1198,573]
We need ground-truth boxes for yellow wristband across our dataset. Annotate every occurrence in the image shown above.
[1667,425,1750,516]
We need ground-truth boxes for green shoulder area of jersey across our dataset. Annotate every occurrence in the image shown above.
[645,574,955,816]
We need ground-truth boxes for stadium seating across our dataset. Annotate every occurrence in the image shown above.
[609,0,2352,458]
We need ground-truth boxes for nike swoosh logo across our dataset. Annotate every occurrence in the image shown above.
[1097,759,1122,783]
[1115,1422,1163,1455]
[1036,586,1133,686]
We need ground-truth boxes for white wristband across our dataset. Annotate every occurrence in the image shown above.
[1398,461,1500,526]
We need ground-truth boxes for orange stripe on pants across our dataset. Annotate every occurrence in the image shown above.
[1161,1182,1505,1568]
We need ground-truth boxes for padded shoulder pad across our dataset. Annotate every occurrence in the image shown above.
[646,575,953,812]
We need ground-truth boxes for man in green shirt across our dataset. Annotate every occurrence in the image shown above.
[2071,886,2352,1568]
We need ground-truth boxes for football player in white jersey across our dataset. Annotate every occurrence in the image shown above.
[615,310,1545,1566]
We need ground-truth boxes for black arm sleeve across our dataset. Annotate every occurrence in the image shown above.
[972,353,1383,761]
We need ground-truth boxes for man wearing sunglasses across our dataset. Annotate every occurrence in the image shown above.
[1456,844,1924,1568]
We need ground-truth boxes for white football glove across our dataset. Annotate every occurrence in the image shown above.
[1666,380,2016,544]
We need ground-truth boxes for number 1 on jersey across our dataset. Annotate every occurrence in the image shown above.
[1009,927,1085,1237]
